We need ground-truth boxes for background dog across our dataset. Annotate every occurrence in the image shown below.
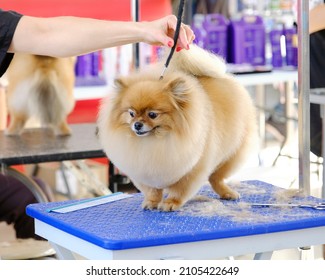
[5,54,76,135]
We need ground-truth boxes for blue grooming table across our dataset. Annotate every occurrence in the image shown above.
[26,180,325,260]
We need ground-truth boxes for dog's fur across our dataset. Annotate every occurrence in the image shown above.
[98,45,258,211]
[5,54,76,135]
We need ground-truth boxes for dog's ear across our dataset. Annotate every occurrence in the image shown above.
[165,77,191,110]
[165,77,190,100]
[114,78,128,91]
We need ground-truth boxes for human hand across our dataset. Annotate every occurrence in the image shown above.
[141,15,195,50]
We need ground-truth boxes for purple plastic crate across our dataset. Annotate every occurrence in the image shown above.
[192,13,228,59]
[75,53,92,77]
[75,52,107,87]
[91,52,99,76]
[228,15,266,65]
[203,14,229,58]
[192,14,207,49]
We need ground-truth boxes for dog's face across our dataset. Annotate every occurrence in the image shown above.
[110,76,192,138]
[127,107,162,137]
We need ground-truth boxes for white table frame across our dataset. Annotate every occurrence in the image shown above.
[34,219,325,260]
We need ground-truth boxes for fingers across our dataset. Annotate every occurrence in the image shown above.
[166,15,195,50]
[148,15,195,49]
[184,24,196,44]
[177,24,195,50]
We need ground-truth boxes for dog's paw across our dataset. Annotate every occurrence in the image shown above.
[55,126,72,136]
[158,198,182,212]
[219,189,240,200]
[141,199,159,210]
[4,129,21,136]
[211,182,241,200]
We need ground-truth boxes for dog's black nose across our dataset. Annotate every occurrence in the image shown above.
[134,122,143,131]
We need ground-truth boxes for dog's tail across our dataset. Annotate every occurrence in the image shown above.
[28,56,71,126]
[165,44,227,78]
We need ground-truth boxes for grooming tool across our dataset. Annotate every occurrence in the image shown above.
[47,193,133,213]
[251,202,325,210]
[159,0,186,80]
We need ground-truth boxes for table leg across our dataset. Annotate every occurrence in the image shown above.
[284,81,296,146]
[272,81,297,166]
[253,251,273,260]
[109,161,118,193]
[5,166,49,203]
[49,242,76,260]
[255,84,266,150]
[109,162,131,193]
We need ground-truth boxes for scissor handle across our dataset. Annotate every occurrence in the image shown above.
[313,203,325,210]
[297,203,325,210]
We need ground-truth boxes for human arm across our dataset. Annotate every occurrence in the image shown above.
[0,81,7,130]
[310,4,325,34]
[8,14,195,57]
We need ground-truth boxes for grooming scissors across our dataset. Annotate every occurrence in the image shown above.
[250,202,325,210]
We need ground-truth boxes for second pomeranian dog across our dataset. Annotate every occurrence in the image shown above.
[5,54,76,135]
[98,45,258,211]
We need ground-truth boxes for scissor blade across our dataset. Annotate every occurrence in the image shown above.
[250,203,325,210]
[250,203,297,208]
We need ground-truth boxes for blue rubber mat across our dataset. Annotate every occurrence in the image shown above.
[26,180,325,250]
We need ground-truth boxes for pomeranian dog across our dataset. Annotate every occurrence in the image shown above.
[98,45,258,211]
[5,54,76,135]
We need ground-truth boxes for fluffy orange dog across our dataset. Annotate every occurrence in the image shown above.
[5,54,75,135]
[98,45,258,211]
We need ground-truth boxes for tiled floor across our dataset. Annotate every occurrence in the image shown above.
[1,134,324,260]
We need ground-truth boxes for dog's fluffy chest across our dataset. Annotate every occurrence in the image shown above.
[103,133,206,188]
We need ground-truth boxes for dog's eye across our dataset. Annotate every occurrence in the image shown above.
[148,112,158,119]
[128,110,135,118]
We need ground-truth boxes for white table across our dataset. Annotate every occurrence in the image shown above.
[234,70,297,87]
